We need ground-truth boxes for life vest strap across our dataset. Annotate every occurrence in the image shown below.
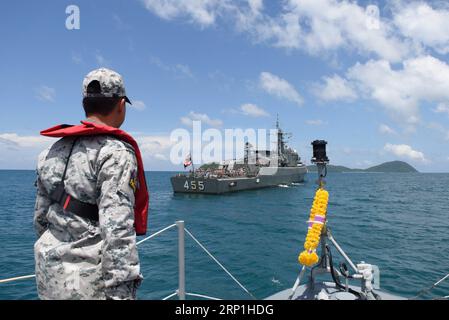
[47,137,99,223]
[49,181,99,222]
[61,193,99,222]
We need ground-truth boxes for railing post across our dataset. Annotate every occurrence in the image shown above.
[176,220,186,300]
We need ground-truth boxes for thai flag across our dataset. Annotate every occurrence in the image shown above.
[183,154,192,168]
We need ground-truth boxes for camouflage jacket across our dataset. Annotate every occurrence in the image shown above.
[34,135,142,300]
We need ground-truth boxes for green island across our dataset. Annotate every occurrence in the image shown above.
[306,161,418,173]
[199,160,418,173]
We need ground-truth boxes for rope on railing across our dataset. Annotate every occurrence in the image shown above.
[186,292,222,300]
[0,222,257,301]
[0,274,36,284]
[136,224,177,245]
[0,224,177,285]
[184,227,257,300]
[162,292,178,300]
[163,291,222,301]
[412,272,449,299]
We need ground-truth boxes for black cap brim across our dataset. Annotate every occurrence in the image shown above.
[124,96,132,104]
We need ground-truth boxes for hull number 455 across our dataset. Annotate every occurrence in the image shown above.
[184,180,205,191]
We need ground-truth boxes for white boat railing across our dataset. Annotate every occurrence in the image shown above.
[0,220,256,300]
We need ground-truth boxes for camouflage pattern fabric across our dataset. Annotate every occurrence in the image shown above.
[34,134,142,300]
[82,68,128,99]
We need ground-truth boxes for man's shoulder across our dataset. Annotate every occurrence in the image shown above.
[37,137,70,167]
[37,136,136,167]
[101,136,135,153]
[96,136,137,167]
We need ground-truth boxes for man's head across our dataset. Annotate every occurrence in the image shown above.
[82,68,131,128]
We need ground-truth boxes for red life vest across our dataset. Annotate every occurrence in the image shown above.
[41,121,149,236]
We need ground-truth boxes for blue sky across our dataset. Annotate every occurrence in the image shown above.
[1,0,449,172]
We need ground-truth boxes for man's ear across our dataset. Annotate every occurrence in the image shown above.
[118,98,126,113]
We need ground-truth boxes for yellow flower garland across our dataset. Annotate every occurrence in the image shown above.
[298,188,329,267]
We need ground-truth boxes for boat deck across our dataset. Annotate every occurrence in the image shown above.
[266,282,406,300]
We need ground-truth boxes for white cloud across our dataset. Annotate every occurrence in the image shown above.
[434,103,449,117]
[240,103,269,117]
[136,135,174,160]
[312,75,357,101]
[248,0,263,13]
[275,0,408,61]
[208,70,235,91]
[379,124,396,135]
[150,56,194,79]
[180,111,223,127]
[0,132,174,169]
[71,53,83,65]
[141,1,449,62]
[112,13,131,30]
[342,147,352,155]
[143,0,410,62]
[174,64,194,79]
[362,160,374,166]
[149,55,165,69]
[346,55,449,126]
[394,2,449,55]
[154,153,168,161]
[95,52,109,66]
[306,119,326,126]
[0,133,53,149]
[426,122,449,141]
[140,0,449,132]
[259,72,303,106]
[0,133,54,169]
[130,100,147,111]
[35,86,56,102]
[384,143,427,162]
[142,0,221,26]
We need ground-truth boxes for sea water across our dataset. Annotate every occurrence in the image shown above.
[0,170,448,300]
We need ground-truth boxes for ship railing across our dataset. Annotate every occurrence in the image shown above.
[0,221,256,300]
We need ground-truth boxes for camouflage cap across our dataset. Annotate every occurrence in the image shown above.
[82,68,131,104]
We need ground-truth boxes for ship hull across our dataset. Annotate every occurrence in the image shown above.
[171,166,307,194]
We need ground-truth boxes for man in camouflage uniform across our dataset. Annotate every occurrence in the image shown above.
[34,68,143,300]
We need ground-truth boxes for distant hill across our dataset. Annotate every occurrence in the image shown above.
[199,162,220,170]
[307,161,418,173]
[306,165,363,173]
[364,161,418,173]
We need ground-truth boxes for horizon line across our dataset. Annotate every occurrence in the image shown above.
[0,169,448,174]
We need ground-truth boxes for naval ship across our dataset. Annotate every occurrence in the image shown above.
[171,120,308,194]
